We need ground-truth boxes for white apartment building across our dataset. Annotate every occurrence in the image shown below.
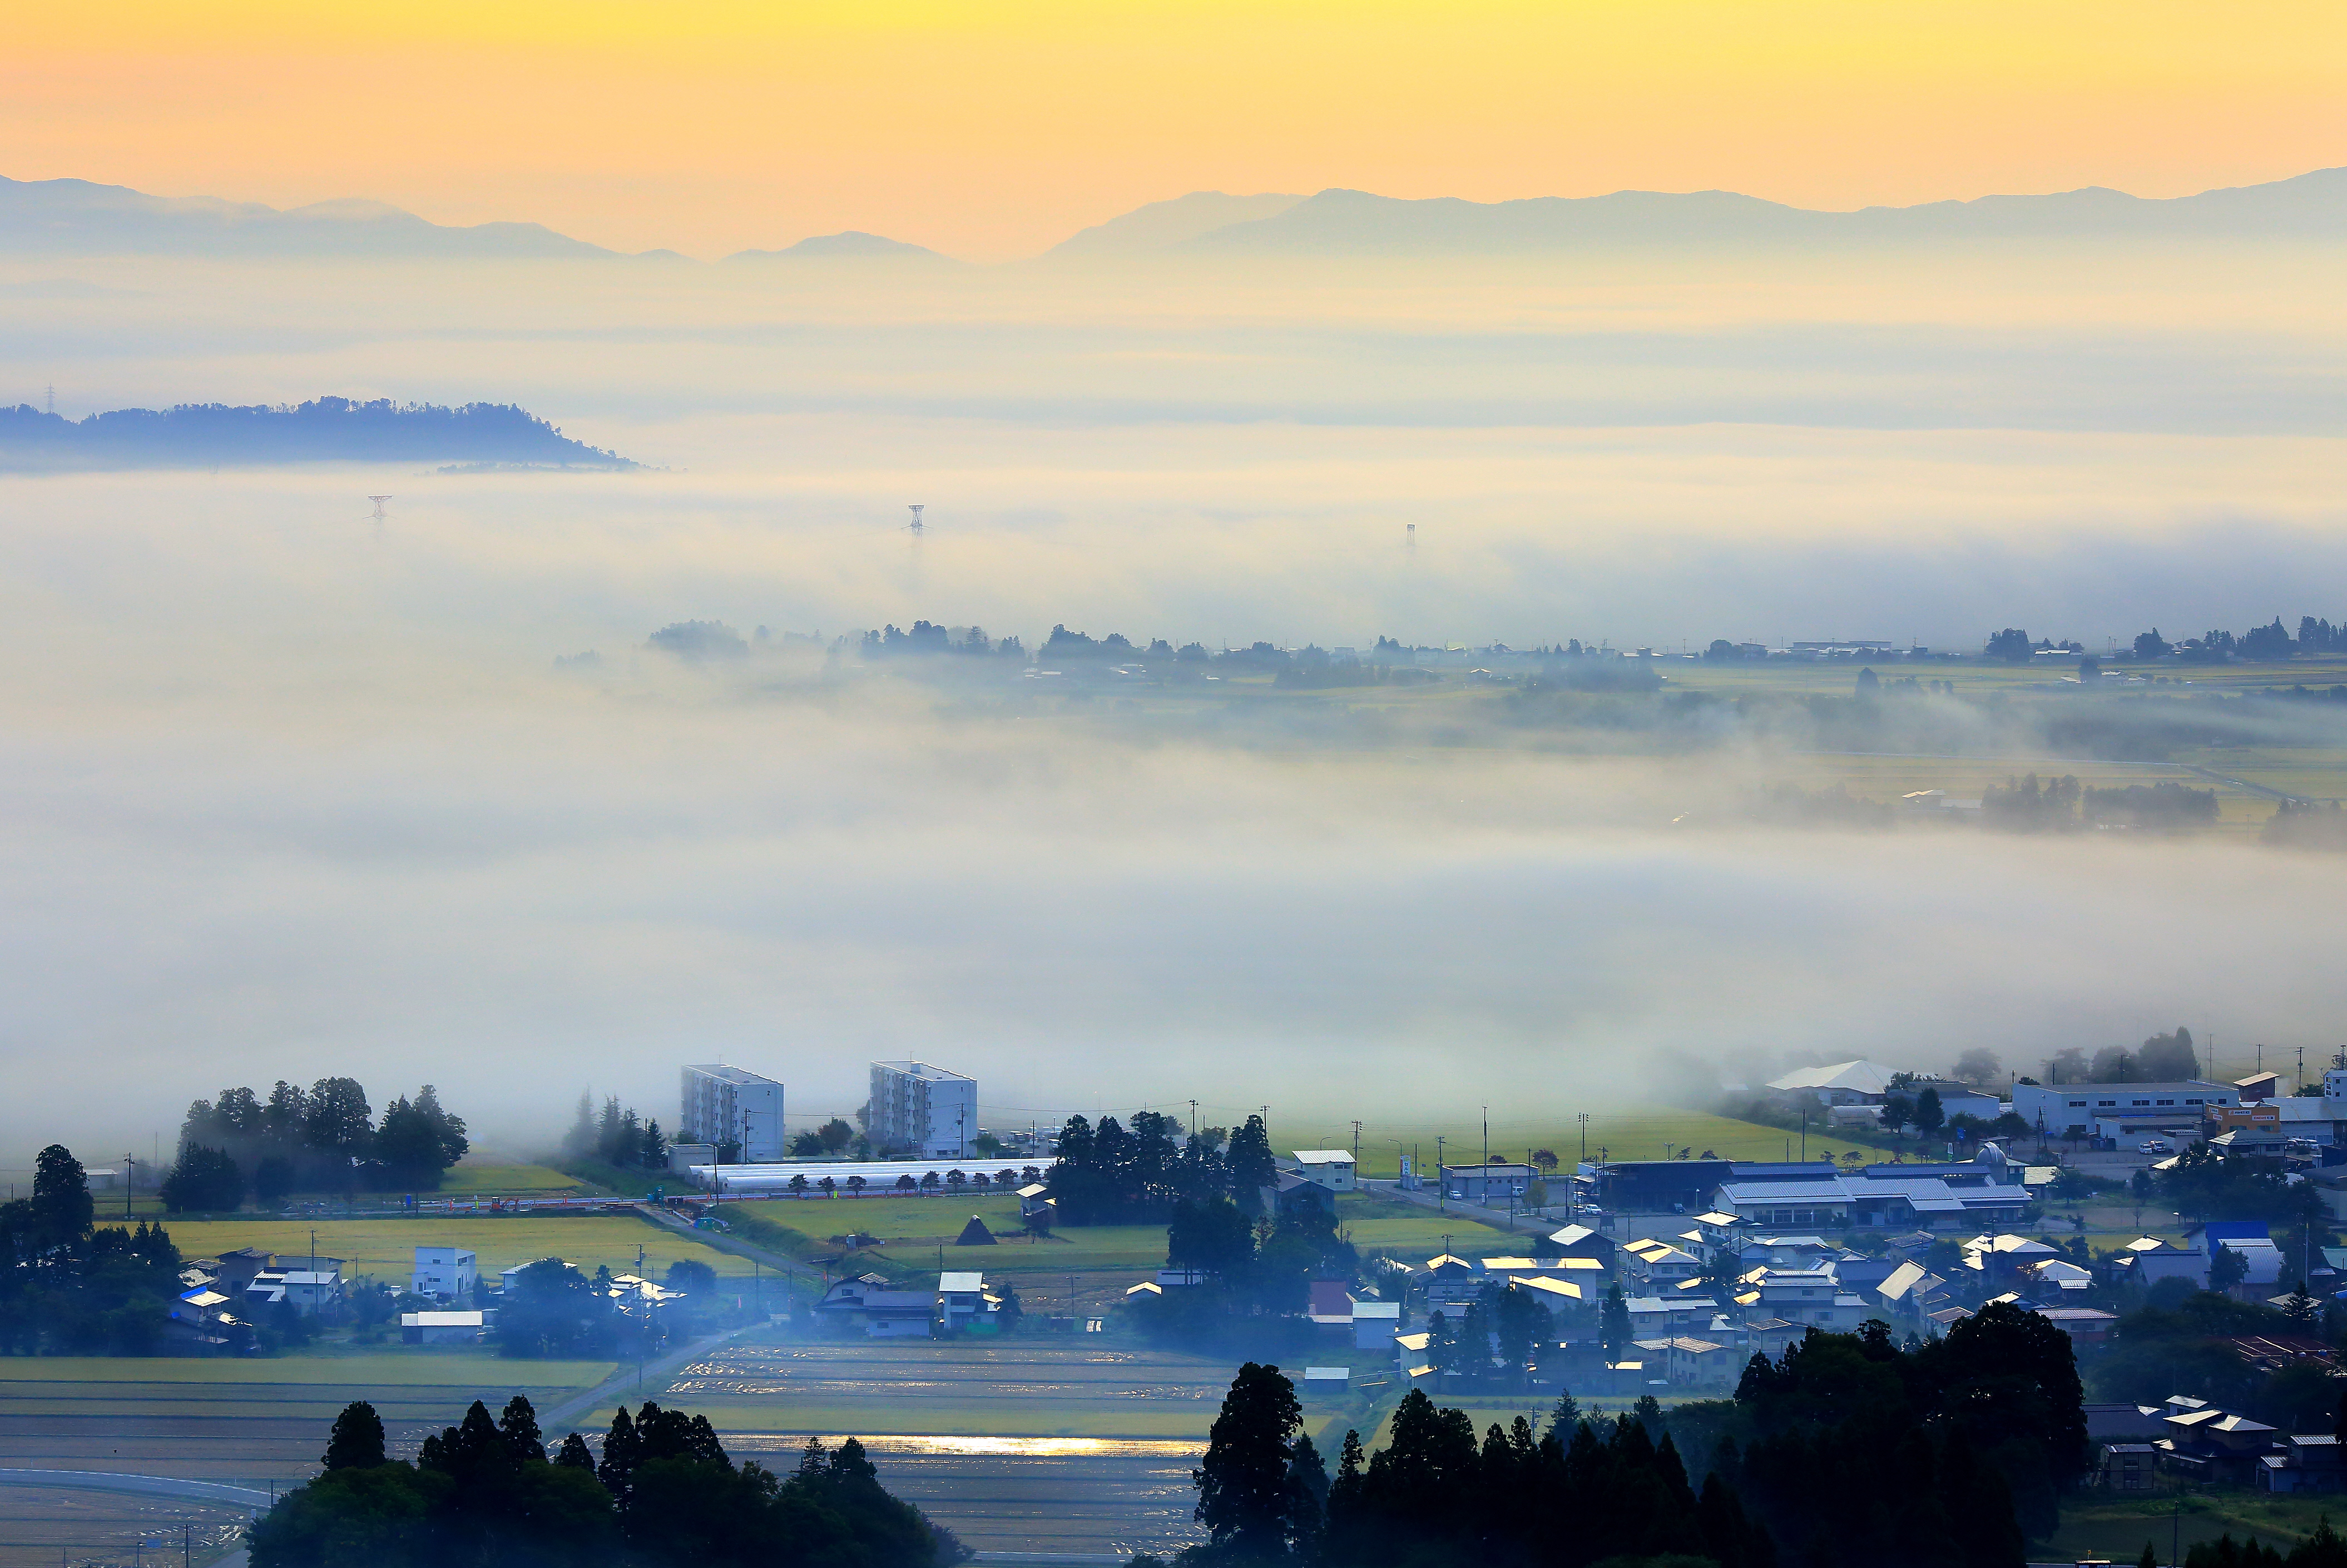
[869,1061,977,1159]
[681,1065,788,1162]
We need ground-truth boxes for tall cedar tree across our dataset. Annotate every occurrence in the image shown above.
[1194,1362,1306,1561]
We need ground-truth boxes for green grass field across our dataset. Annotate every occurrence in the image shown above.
[732,1192,1520,1284]
[1284,1106,1886,1179]
[159,1215,753,1283]
[2046,1492,2344,1560]
[1336,1195,1522,1258]
[436,1158,585,1195]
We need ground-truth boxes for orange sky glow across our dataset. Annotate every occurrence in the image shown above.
[7,1,2345,260]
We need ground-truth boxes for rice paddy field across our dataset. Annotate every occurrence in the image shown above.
[0,1484,254,1568]
[0,1353,612,1484]
[157,1214,754,1284]
[637,1331,1235,1554]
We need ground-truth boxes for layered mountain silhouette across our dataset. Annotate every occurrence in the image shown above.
[0,397,636,471]
[4,168,2344,262]
[1163,170,2347,254]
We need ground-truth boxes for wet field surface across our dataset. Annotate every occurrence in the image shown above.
[0,1379,509,1486]
[658,1336,1235,1438]
[670,1333,1227,1552]
[734,1435,1204,1556]
[0,1334,1231,1555]
[0,1487,250,1568]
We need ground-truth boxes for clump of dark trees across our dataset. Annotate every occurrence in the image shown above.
[2184,1524,2347,1568]
[1049,1113,1353,1324]
[1179,1307,2086,1568]
[2041,1028,2204,1086]
[2094,1287,2343,1420]
[251,1395,952,1568]
[168,1078,469,1208]
[0,1146,186,1355]
[564,1093,672,1172]
[497,1256,727,1360]
[1049,1113,1275,1223]
[1985,618,2346,665]
[1979,773,2219,832]
[2265,799,2347,851]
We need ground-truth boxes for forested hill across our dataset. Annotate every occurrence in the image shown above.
[0,396,635,470]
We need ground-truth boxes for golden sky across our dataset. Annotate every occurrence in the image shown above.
[8,1,2345,260]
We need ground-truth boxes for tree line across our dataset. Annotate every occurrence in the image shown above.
[1980,774,2219,832]
[250,1395,950,1568]
[563,1093,671,1172]
[172,1079,469,1205]
[1178,1305,2086,1568]
[1047,1112,1278,1224]
[1981,618,2346,664]
[0,1146,187,1354]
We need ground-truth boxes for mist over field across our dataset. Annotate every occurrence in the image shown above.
[3,234,2345,1162]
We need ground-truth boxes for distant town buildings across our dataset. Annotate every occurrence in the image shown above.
[869,1060,977,1159]
[681,1064,787,1162]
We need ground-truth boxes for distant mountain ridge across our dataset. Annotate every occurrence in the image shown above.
[4,168,2344,263]
[1167,169,2347,254]
[1046,191,1306,256]
[0,176,672,260]
[0,396,635,471]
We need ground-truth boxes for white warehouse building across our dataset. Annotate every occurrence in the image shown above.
[682,1065,788,1163]
[870,1061,978,1160]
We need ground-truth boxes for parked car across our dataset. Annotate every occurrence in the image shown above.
[2136,1140,2171,1154]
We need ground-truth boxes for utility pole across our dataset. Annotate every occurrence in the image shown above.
[1189,1100,1197,1139]
[125,1154,135,1220]
[1482,1106,1489,1172]
[1350,1120,1362,1164]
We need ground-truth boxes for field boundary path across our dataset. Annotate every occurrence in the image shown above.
[633,1200,828,1290]
[534,1317,769,1434]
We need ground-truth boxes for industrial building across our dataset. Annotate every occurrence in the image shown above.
[681,1064,787,1163]
[868,1061,977,1159]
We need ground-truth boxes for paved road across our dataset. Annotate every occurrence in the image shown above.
[0,1468,271,1509]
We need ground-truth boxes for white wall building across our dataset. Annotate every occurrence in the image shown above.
[869,1061,977,1159]
[2010,1080,2237,1140]
[401,1309,484,1344]
[1289,1151,1358,1190]
[410,1246,478,1298]
[681,1065,788,1163]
